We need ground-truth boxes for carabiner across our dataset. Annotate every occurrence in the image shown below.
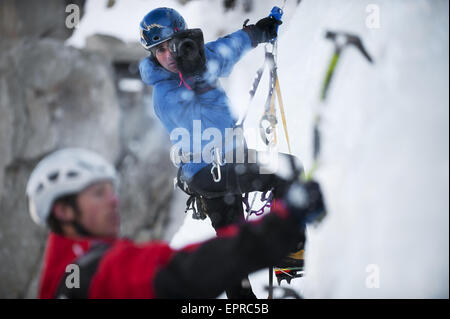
[210,147,225,183]
[259,113,278,146]
[211,163,221,183]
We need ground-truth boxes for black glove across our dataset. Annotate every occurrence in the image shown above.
[278,180,326,226]
[243,16,282,47]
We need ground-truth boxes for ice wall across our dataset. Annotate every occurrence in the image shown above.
[268,0,448,298]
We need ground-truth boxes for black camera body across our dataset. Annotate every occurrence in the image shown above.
[169,28,206,77]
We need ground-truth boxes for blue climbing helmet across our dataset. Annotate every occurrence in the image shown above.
[139,7,187,51]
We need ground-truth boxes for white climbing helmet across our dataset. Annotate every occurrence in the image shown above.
[26,148,118,226]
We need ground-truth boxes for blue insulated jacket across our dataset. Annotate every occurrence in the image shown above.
[140,29,253,180]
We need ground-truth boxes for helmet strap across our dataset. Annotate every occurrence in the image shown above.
[71,219,94,238]
[57,199,95,238]
[149,50,161,67]
[71,204,96,238]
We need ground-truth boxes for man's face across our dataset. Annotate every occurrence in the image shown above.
[154,41,179,73]
[76,181,120,238]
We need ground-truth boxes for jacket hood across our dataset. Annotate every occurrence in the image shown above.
[139,57,177,86]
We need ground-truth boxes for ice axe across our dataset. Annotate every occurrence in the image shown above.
[320,30,374,101]
[307,31,375,172]
[300,31,374,230]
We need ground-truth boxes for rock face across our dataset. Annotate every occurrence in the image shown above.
[0,1,176,298]
[0,0,86,40]
[1,39,121,162]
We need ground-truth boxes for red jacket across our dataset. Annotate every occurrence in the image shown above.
[39,233,175,299]
[38,200,298,299]
[39,233,93,299]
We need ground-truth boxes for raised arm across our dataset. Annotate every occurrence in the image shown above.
[153,180,325,299]
[153,201,300,298]
[204,29,253,78]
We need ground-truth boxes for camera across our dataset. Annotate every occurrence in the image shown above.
[169,28,206,77]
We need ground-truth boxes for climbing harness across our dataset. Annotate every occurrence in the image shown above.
[243,189,274,220]
[174,167,208,220]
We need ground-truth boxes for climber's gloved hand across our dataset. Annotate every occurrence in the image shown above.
[243,16,282,47]
[277,180,326,226]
